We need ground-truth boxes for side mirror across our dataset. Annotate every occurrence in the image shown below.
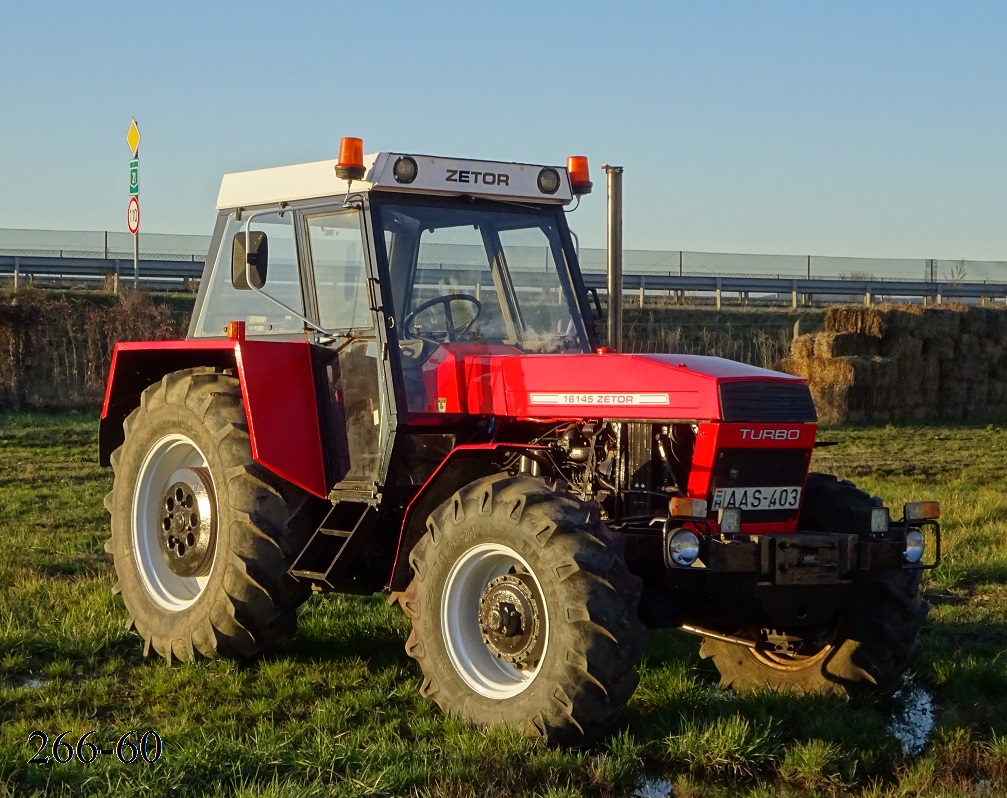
[231,231,268,290]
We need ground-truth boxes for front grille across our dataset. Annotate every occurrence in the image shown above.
[710,447,810,522]
[720,380,817,423]
[624,422,656,517]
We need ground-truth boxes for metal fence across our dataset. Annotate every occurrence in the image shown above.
[2,227,1006,304]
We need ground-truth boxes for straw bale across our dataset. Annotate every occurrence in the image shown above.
[776,356,807,380]
[869,356,898,390]
[877,304,925,353]
[922,337,955,362]
[918,359,941,407]
[824,307,887,338]
[814,331,877,359]
[908,404,937,421]
[790,334,816,363]
[989,309,1007,341]
[954,334,981,362]
[809,382,850,425]
[965,382,990,417]
[894,353,925,384]
[989,379,1007,415]
[804,356,856,425]
[959,306,996,337]
[937,374,968,419]
[945,355,985,385]
[854,357,897,416]
[984,339,1006,367]
[805,355,855,386]
[918,308,962,340]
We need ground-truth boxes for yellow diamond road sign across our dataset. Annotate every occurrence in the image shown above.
[126,118,141,158]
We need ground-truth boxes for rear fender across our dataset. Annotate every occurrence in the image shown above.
[388,443,551,591]
[99,340,328,498]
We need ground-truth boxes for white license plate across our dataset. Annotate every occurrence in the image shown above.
[711,486,802,511]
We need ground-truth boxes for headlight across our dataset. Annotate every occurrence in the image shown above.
[667,529,701,567]
[904,528,926,564]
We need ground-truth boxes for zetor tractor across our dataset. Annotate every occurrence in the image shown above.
[100,137,940,745]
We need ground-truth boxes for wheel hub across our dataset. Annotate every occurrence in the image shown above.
[478,573,544,670]
[158,467,216,577]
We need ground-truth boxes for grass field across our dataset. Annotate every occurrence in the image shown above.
[1,413,1005,797]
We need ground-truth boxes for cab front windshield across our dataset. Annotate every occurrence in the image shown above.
[376,200,588,357]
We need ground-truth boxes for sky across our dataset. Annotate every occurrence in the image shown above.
[1,1,1005,260]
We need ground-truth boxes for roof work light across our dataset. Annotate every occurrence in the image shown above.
[335,137,366,181]
[566,156,592,195]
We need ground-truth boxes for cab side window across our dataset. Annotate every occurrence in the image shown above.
[306,211,372,331]
[193,212,304,337]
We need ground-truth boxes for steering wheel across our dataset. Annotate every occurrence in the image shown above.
[403,293,483,343]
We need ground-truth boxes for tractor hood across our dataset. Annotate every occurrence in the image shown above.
[418,348,816,422]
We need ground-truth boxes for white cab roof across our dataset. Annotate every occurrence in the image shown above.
[216,152,575,210]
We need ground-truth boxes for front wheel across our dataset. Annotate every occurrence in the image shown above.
[401,475,646,746]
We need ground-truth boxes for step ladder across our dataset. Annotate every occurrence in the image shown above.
[288,501,375,589]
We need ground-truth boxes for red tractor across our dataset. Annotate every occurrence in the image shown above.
[100,138,940,745]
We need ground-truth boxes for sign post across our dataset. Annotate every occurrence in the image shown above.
[126,119,141,286]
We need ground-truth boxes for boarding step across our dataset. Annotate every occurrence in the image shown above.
[288,501,375,587]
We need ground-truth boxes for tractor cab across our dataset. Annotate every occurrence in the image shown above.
[187,139,600,489]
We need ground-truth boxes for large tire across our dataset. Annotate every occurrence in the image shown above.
[401,474,646,746]
[700,473,927,695]
[105,368,314,663]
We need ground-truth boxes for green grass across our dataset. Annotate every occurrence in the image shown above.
[1,414,1006,797]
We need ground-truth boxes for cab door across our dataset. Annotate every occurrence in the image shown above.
[304,207,391,491]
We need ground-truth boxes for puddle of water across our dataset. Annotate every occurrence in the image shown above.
[21,677,46,689]
[886,685,935,755]
[634,777,673,798]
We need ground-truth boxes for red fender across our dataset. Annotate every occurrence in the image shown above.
[388,443,551,591]
[99,339,328,498]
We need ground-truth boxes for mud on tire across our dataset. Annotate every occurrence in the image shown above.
[401,474,646,746]
[105,368,314,663]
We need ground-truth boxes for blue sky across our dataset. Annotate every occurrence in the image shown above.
[1,1,1004,259]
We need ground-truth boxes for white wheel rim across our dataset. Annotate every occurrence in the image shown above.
[441,543,549,699]
[132,434,216,610]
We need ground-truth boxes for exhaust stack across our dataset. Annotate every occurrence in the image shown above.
[604,164,623,351]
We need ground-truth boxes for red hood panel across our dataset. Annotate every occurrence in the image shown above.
[420,348,806,419]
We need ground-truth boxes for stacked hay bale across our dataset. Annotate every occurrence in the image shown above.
[780,304,1007,424]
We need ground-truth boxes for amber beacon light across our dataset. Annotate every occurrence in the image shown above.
[567,155,592,195]
[335,137,366,181]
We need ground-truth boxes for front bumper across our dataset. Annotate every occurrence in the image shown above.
[692,520,941,585]
[625,520,940,630]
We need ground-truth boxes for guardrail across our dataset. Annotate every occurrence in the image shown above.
[0,254,203,290]
[579,273,1007,307]
[3,254,1007,307]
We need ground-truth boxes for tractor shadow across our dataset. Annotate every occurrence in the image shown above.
[272,592,412,671]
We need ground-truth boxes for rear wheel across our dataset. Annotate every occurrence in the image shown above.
[402,474,645,745]
[105,368,314,663]
[700,473,927,695]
